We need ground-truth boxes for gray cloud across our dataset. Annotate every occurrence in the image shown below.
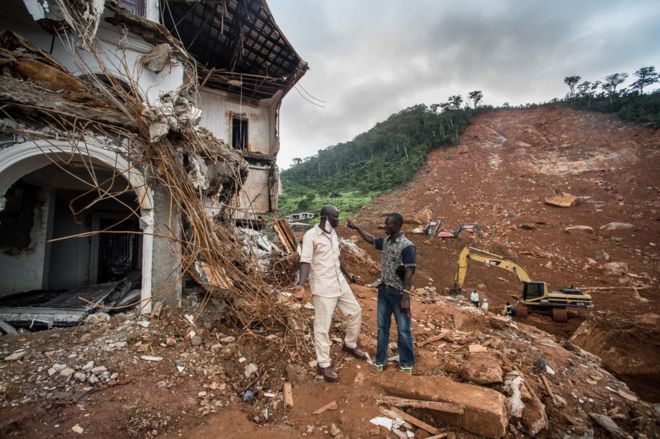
[269,0,660,168]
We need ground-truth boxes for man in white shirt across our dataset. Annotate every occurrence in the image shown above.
[294,205,367,382]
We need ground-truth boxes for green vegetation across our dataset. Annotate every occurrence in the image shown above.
[561,66,660,127]
[278,66,659,219]
[280,100,488,217]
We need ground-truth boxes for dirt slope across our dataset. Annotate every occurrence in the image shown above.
[350,106,660,401]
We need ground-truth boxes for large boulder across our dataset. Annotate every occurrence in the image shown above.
[375,373,508,438]
[459,352,504,384]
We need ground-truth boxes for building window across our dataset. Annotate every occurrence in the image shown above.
[232,116,248,151]
[120,0,146,17]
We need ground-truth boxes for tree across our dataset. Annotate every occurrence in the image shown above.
[630,66,659,94]
[448,95,463,110]
[604,72,628,107]
[564,75,581,97]
[292,157,302,165]
[468,90,483,109]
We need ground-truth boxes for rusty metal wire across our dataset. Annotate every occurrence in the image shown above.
[0,1,310,355]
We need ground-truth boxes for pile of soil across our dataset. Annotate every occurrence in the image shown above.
[349,106,660,401]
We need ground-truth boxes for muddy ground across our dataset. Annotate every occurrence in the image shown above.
[1,107,659,438]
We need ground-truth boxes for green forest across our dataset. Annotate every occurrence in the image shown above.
[280,98,485,217]
[279,66,659,219]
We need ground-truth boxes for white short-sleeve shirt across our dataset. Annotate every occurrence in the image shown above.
[300,225,351,298]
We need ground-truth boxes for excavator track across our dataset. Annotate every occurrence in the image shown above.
[552,307,568,322]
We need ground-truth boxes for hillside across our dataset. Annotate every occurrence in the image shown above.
[347,106,660,401]
[279,104,475,215]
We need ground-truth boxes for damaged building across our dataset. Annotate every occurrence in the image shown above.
[0,0,306,327]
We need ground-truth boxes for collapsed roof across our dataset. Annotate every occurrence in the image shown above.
[162,0,308,100]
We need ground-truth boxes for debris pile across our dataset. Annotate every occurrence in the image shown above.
[0,1,300,333]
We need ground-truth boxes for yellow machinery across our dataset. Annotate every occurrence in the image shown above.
[450,246,593,322]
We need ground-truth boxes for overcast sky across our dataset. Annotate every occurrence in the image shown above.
[268,0,660,169]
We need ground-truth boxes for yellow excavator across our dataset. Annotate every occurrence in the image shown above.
[450,246,593,322]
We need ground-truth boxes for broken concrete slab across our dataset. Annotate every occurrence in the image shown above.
[563,225,594,234]
[0,319,17,335]
[459,352,504,384]
[376,373,508,438]
[545,192,577,207]
[599,222,634,232]
[522,390,548,436]
[602,262,628,277]
[589,413,625,437]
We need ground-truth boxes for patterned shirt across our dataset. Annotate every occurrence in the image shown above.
[374,234,416,290]
[300,225,352,298]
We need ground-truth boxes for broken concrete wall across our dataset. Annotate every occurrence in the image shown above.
[199,87,280,215]
[238,164,274,215]
[3,1,184,105]
[150,183,181,307]
[199,88,272,156]
[0,183,49,295]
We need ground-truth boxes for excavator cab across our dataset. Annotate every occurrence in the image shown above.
[522,281,545,301]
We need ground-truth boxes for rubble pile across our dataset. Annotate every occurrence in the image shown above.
[0,0,299,333]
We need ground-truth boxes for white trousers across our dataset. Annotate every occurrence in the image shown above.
[312,288,362,368]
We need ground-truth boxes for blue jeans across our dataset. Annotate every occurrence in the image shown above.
[376,285,414,367]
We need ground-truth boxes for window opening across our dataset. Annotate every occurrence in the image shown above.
[232,116,248,150]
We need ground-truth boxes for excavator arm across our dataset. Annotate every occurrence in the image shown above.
[453,246,534,291]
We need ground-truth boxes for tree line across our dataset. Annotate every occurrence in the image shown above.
[282,93,488,199]
[562,66,660,126]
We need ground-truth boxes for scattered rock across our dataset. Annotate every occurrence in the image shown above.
[286,364,306,384]
[522,391,548,436]
[545,192,577,207]
[74,372,87,382]
[141,355,163,362]
[4,350,27,361]
[72,424,84,434]
[84,312,110,324]
[563,225,594,234]
[329,423,340,437]
[460,352,503,384]
[595,249,610,261]
[191,336,203,346]
[244,363,259,379]
[600,222,634,231]
[82,361,94,371]
[589,413,625,437]
[602,262,628,276]
[220,336,236,343]
[60,367,75,378]
[91,366,107,374]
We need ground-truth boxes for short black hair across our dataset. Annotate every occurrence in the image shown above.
[387,212,403,226]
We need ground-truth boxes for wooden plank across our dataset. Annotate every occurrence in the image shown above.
[283,382,293,407]
[312,400,338,415]
[388,406,439,435]
[540,374,558,405]
[379,395,464,415]
[418,329,451,347]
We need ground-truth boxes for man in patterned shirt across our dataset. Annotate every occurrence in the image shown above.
[348,213,416,373]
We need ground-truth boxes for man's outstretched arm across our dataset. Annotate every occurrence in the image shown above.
[347,220,375,244]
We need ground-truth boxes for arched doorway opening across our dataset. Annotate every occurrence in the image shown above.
[0,140,155,319]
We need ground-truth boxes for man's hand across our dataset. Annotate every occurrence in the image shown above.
[346,220,358,230]
[293,285,305,301]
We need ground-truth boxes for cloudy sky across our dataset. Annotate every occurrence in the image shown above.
[268,0,660,169]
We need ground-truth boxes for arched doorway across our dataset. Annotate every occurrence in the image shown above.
[0,140,155,313]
